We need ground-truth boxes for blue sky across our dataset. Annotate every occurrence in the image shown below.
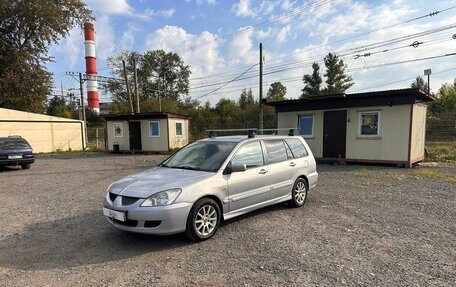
[49,0,456,105]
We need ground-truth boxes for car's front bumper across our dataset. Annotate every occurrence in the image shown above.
[103,198,192,235]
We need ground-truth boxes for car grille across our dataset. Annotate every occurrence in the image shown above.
[109,193,140,206]
[112,218,138,227]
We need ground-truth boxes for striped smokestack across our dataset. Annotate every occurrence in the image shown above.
[84,23,99,113]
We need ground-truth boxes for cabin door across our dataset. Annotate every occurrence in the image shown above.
[323,110,347,158]
[129,121,142,151]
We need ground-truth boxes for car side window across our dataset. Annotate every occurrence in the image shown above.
[231,141,264,169]
[285,138,308,158]
[264,140,288,164]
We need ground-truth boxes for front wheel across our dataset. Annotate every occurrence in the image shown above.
[290,178,308,207]
[185,198,221,241]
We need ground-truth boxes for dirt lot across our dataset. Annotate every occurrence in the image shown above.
[0,153,454,286]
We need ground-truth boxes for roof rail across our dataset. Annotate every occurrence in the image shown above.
[258,128,299,136]
[8,135,22,138]
[206,128,258,138]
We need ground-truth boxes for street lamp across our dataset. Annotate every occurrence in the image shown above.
[424,69,431,95]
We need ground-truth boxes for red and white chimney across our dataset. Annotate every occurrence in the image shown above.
[84,23,99,113]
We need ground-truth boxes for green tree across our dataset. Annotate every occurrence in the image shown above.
[411,76,429,93]
[105,49,191,110]
[267,82,287,101]
[301,62,322,98]
[238,88,254,109]
[428,81,456,116]
[0,0,93,112]
[47,96,74,118]
[215,98,239,126]
[323,53,354,94]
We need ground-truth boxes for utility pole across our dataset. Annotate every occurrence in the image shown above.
[133,57,140,113]
[122,60,134,114]
[79,72,88,149]
[259,43,264,134]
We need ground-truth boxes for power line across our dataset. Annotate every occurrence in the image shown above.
[188,4,456,82]
[194,64,258,100]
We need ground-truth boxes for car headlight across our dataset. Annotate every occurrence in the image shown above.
[140,189,182,207]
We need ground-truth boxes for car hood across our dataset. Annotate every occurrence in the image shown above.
[108,167,215,198]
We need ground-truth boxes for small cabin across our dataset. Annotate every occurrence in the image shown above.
[267,88,434,167]
[104,112,190,152]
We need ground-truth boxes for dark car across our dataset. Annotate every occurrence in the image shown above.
[0,136,35,169]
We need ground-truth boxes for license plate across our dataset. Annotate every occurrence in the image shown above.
[8,155,22,159]
[103,207,126,222]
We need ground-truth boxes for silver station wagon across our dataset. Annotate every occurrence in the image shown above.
[103,133,318,241]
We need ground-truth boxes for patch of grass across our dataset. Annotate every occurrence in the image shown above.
[425,142,456,162]
[414,168,456,185]
[357,167,371,173]
[414,169,444,178]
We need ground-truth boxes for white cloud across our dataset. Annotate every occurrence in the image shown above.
[231,0,276,18]
[280,0,296,11]
[232,0,256,17]
[276,24,292,43]
[145,26,224,79]
[228,27,257,65]
[85,0,134,15]
[256,27,272,39]
[55,27,82,68]
[310,2,371,37]
[196,0,216,5]
[144,8,176,18]
[94,16,115,60]
[121,22,141,50]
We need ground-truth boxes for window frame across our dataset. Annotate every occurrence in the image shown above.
[230,140,265,169]
[298,115,314,138]
[358,111,381,137]
[175,122,183,136]
[149,121,160,137]
[113,122,123,138]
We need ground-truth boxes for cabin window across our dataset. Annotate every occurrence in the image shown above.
[298,115,314,138]
[149,121,160,137]
[359,112,380,136]
[176,122,183,136]
[113,122,123,137]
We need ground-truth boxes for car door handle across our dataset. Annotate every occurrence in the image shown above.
[289,162,296,167]
[259,169,268,174]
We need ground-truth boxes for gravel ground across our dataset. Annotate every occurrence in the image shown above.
[0,153,454,287]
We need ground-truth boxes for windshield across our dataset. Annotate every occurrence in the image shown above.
[161,141,236,172]
[0,139,31,150]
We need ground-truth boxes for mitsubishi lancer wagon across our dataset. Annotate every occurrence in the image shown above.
[103,133,318,241]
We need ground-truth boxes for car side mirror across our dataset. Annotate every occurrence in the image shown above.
[223,162,247,174]
[231,163,247,173]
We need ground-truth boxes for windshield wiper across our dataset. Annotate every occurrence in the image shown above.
[158,163,168,167]
[174,165,199,171]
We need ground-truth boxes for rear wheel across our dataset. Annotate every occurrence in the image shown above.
[290,178,308,207]
[21,164,31,169]
[185,198,221,241]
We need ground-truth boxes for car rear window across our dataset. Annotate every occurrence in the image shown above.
[264,140,288,164]
[0,139,31,150]
[285,138,308,158]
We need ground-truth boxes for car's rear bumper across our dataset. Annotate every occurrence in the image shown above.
[307,171,318,189]
[103,201,192,235]
[0,158,35,167]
